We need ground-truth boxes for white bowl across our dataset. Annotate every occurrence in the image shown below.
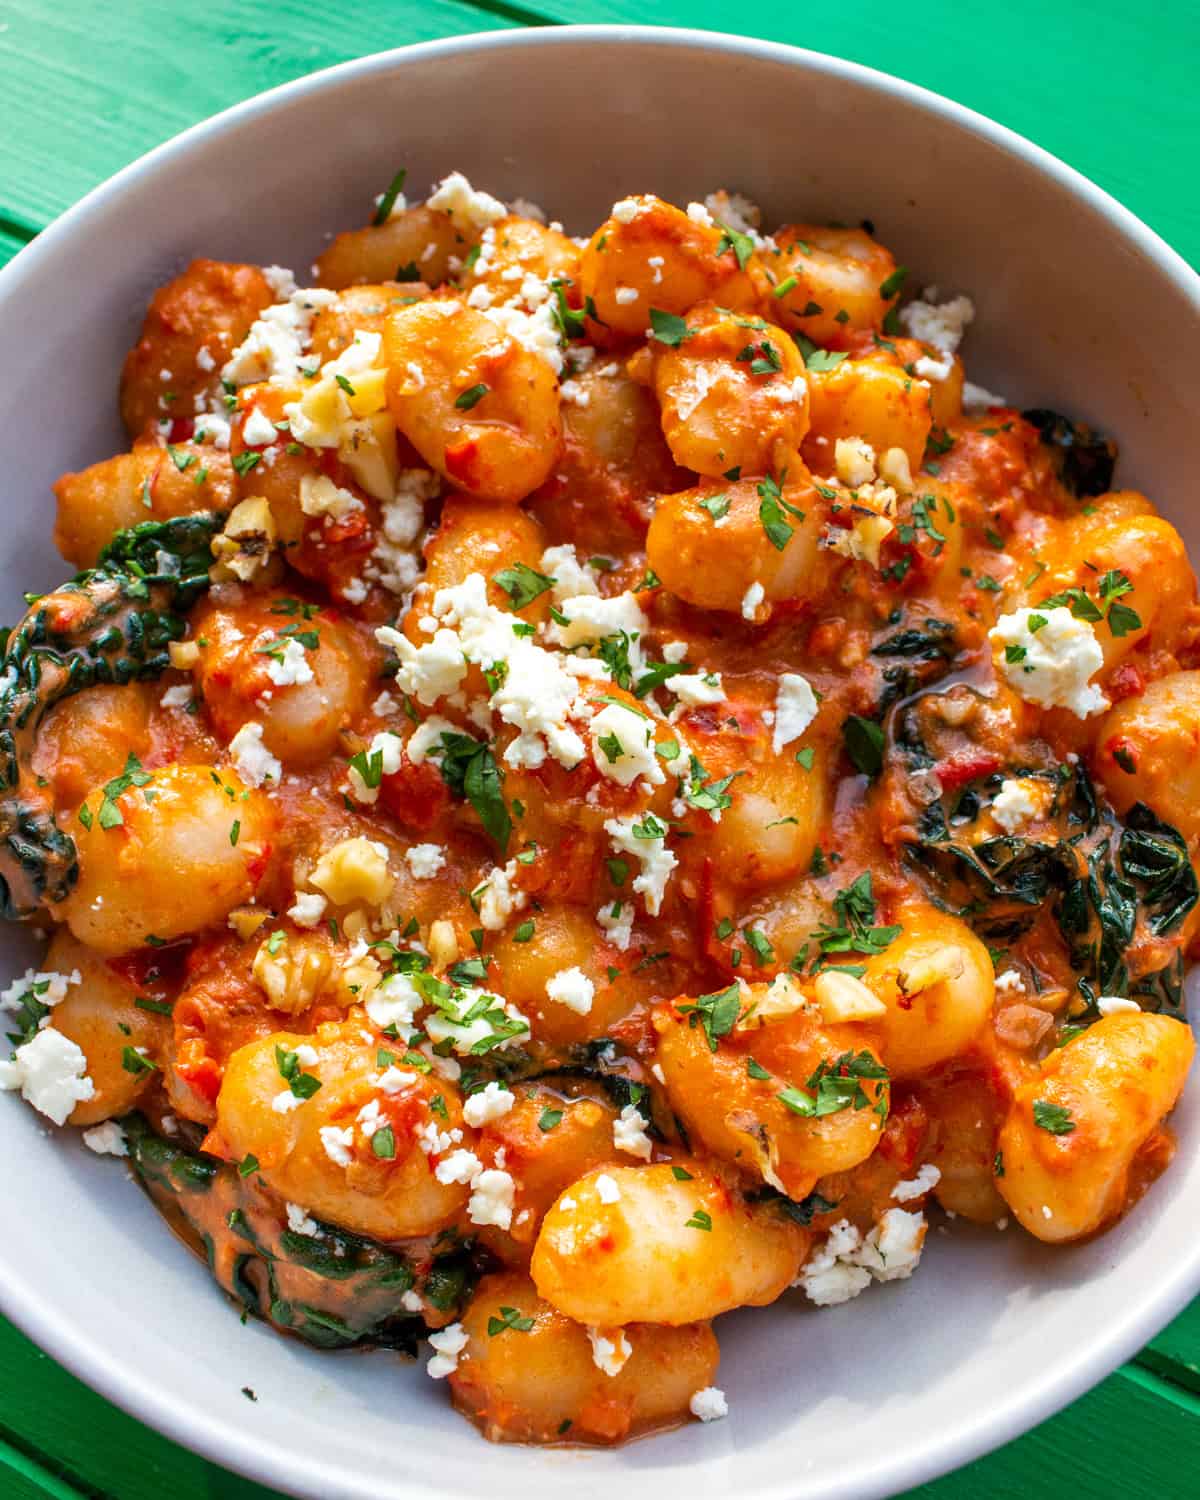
[1,25,1197,1500]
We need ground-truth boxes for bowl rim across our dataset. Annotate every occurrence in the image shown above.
[1,23,1198,1500]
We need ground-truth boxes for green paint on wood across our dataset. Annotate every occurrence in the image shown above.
[0,1,1198,1495]
[0,0,516,232]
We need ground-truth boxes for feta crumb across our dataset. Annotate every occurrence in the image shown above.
[772,673,819,754]
[263,637,314,688]
[287,891,327,928]
[597,900,634,951]
[347,730,404,804]
[271,1090,305,1114]
[160,683,192,709]
[587,1325,632,1377]
[686,201,715,227]
[0,1028,94,1125]
[404,842,446,880]
[994,969,1026,996]
[798,1210,928,1304]
[426,1321,469,1379]
[670,672,725,710]
[614,285,640,305]
[741,581,765,620]
[545,966,595,1016]
[611,197,645,224]
[462,1081,515,1127]
[468,1167,516,1229]
[319,1125,354,1167]
[594,1172,621,1204]
[426,171,507,233]
[962,380,1009,410]
[286,1202,320,1237]
[899,292,975,355]
[604,816,677,916]
[590,701,665,787]
[992,777,1041,833]
[613,1104,653,1161]
[1097,994,1141,1015]
[689,1386,729,1422]
[540,543,600,602]
[434,1148,483,1185]
[892,1164,941,1202]
[241,406,278,446]
[989,607,1109,718]
[82,1121,128,1157]
[0,967,81,1014]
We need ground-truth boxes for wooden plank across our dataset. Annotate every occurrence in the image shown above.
[497,0,1200,270]
[0,0,519,233]
[902,1363,1200,1499]
[0,1319,277,1500]
[0,1434,89,1500]
[3,1309,1199,1500]
[1139,1297,1200,1394]
[0,224,34,270]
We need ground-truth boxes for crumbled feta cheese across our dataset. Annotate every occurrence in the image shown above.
[994,969,1026,996]
[287,891,326,929]
[426,171,507,233]
[799,1210,928,1305]
[892,1164,942,1203]
[263,637,314,688]
[468,1167,516,1229]
[366,966,423,1038]
[989,607,1109,718]
[160,683,192,709]
[404,843,446,880]
[545,966,595,1016]
[661,640,689,664]
[670,672,725,710]
[271,1089,305,1114]
[594,1172,621,1204]
[319,1125,355,1167]
[482,299,565,375]
[347,730,404,804]
[424,983,529,1057]
[376,625,468,707]
[604,816,677,916]
[796,1219,872,1305]
[597,900,634,951]
[590,701,664,787]
[473,860,528,933]
[241,406,278,447]
[222,287,337,388]
[286,1202,320,1237]
[262,265,298,300]
[549,591,649,655]
[741,581,765,620]
[962,380,1008,410]
[1097,994,1141,1015]
[614,285,640,305]
[899,291,975,355]
[914,353,954,383]
[611,197,646,224]
[705,189,762,235]
[540,543,600,602]
[686,201,715,227]
[377,1066,418,1096]
[854,1208,927,1281]
[689,1386,729,1422]
[772,673,819,754]
[82,1121,128,1157]
[0,967,81,1014]
[195,345,216,373]
[0,1027,94,1125]
[462,1081,515,1127]
[426,1321,469,1379]
[992,777,1042,832]
[613,1104,653,1161]
[434,1148,483,1185]
[587,1325,632,1377]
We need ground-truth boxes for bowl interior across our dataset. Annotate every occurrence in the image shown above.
[0,28,1197,1500]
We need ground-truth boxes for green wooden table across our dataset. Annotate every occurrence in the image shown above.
[1,2,1198,1495]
